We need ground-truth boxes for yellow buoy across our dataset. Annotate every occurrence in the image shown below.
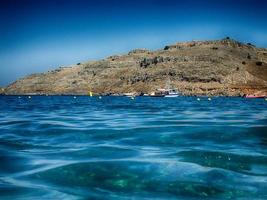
[89,91,93,97]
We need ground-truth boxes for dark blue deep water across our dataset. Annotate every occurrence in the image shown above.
[0,96,267,200]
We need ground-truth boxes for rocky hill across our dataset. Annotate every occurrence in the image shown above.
[4,38,267,96]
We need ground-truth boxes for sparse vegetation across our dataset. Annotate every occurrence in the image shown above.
[164,46,170,50]
[256,61,263,66]
[4,39,267,96]
[189,43,196,47]
[140,56,164,68]
[128,49,149,55]
[246,42,255,47]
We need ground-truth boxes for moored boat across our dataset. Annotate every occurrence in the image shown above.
[149,89,179,97]
[150,91,165,97]
[244,94,266,98]
[151,77,180,97]
[164,89,179,97]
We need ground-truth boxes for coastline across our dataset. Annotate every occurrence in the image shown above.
[2,38,267,97]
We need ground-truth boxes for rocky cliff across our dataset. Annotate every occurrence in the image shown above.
[4,38,267,96]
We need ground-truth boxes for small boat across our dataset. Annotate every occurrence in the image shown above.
[150,77,180,97]
[150,91,165,97]
[123,92,136,97]
[244,94,266,98]
[164,89,179,98]
[163,77,179,97]
[149,89,179,97]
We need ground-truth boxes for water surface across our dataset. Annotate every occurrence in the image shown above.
[0,96,267,199]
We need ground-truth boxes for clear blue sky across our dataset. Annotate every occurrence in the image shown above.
[0,0,267,86]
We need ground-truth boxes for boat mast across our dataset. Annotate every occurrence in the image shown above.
[165,66,171,90]
[165,76,171,90]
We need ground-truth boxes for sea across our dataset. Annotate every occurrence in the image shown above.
[0,96,267,200]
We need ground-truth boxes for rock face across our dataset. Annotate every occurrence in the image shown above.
[0,87,4,95]
[4,38,267,96]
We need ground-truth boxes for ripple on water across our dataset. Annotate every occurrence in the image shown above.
[19,160,267,199]
[0,96,267,199]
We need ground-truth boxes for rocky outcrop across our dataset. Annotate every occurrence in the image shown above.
[4,38,267,96]
[128,49,150,55]
[0,87,4,95]
[140,56,164,68]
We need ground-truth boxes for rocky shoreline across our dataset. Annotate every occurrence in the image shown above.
[2,38,267,96]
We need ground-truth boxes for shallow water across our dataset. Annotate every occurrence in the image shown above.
[0,96,267,200]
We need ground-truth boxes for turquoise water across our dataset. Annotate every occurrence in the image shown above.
[0,96,267,200]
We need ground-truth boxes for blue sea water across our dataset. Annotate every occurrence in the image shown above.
[0,96,267,200]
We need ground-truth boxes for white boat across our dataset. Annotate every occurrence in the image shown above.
[123,92,136,97]
[150,76,180,97]
[164,89,179,97]
[163,78,179,97]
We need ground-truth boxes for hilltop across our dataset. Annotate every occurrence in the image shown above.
[4,38,267,96]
